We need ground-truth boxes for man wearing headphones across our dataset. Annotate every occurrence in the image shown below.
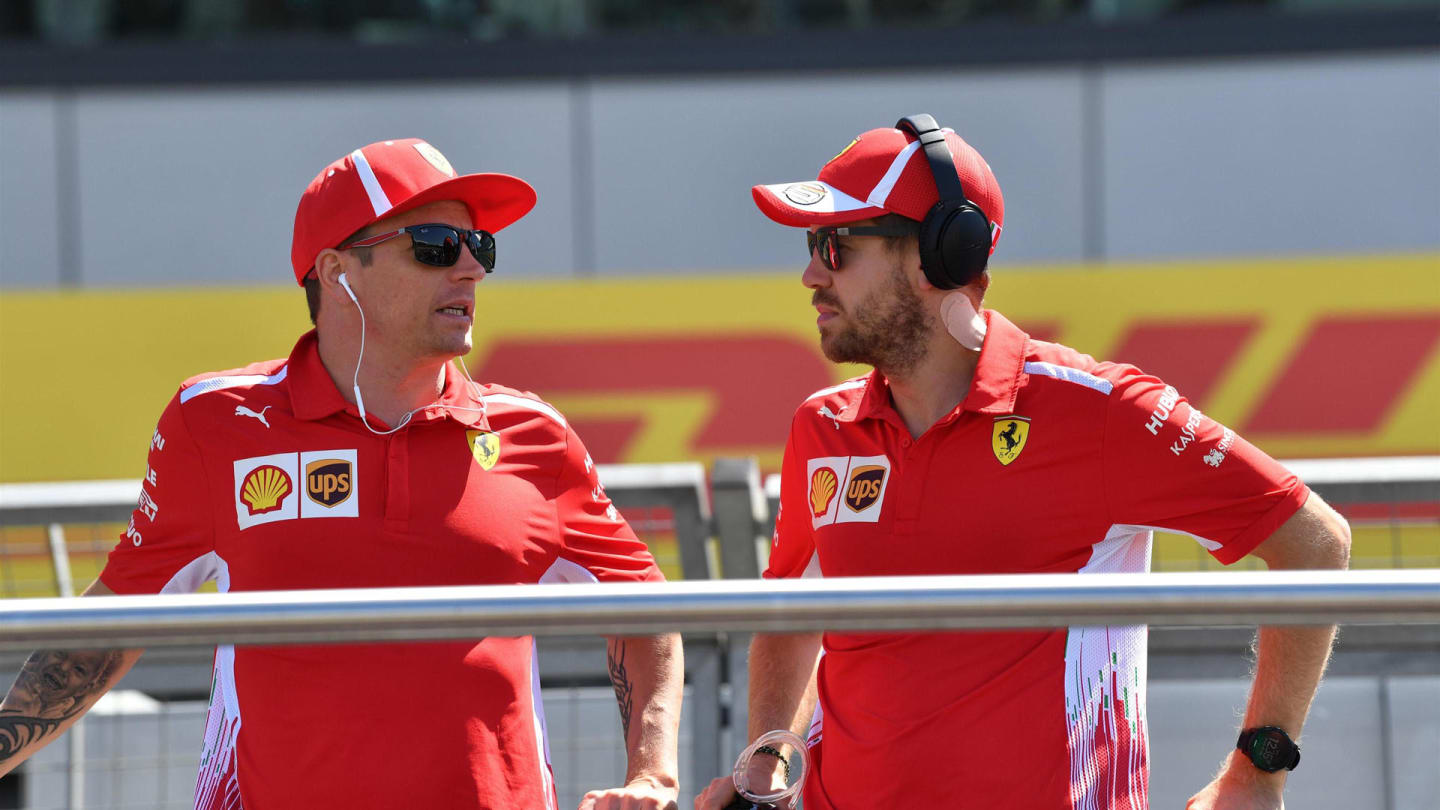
[0,139,683,810]
[695,117,1350,809]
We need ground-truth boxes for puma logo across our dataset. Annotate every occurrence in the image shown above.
[817,406,842,430]
[235,405,272,428]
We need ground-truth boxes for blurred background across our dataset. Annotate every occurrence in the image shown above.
[1,1,1437,808]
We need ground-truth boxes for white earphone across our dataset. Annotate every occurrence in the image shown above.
[338,271,359,303]
[334,270,486,435]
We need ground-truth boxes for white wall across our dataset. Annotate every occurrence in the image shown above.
[1,51,1435,288]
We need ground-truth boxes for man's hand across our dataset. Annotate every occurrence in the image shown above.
[578,774,678,810]
[694,761,794,810]
[1186,753,1286,810]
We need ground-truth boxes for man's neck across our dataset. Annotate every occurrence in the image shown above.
[317,332,448,428]
[882,335,981,440]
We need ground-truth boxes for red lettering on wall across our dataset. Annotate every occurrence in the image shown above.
[1110,320,1259,407]
[477,335,833,462]
[1245,315,1440,433]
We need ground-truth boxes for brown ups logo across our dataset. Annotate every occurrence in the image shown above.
[843,465,886,513]
[305,459,353,507]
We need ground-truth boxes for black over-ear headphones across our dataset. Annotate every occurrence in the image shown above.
[895,114,993,290]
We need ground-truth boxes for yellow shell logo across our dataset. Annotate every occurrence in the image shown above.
[241,465,292,515]
[809,467,838,517]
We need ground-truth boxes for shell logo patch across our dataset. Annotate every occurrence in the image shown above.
[843,465,887,513]
[241,465,291,515]
[467,430,501,470]
[992,416,1031,466]
[806,455,891,528]
[234,449,358,529]
[809,467,839,517]
[413,142,457,177]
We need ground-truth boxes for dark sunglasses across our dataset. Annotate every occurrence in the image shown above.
[340,224,496,272]
[806,224,918,272]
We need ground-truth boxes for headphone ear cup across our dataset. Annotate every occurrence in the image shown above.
[937,201,993,287]
[917,200,992,290]
[916,207,957,290]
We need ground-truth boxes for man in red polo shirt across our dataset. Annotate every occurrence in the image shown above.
[696,116,1351,809]
[0,139,682,810]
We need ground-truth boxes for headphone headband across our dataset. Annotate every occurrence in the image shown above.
[895,115,969,206]
[892,113,993,290]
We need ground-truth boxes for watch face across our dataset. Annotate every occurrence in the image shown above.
[1248,730,1290,771]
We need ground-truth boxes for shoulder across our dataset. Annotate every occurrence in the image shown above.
[174,358,290,409]
[1020,339,1158,399]
[794,375,868,419]
[478,383,570,431]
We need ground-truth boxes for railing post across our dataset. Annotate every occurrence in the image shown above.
[46,522,85,810]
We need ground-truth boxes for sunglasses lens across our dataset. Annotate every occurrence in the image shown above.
[409,226,463,267]
[466,230,496,272]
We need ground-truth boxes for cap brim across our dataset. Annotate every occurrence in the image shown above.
[751,180,888,227]
[384,172,537,234]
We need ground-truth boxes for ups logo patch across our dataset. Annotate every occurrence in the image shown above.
[305,459,352,507]
[843,465,886,513]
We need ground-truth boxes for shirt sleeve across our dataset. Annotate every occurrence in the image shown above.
[552,424,666,583]
[764,423,818,580]
[100,389,220,594]
[1100,369,1308,565]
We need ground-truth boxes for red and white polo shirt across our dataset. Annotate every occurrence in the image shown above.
[766,310,1307,810]
[101,330,664,810]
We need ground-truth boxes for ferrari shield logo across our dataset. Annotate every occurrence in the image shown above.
[992,416,1030,466]
[467,430,501,470]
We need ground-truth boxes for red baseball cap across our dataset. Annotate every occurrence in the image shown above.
[752,125,1004,253]
[290,138,537,285]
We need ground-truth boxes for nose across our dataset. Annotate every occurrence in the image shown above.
[801,248,832,290]
[449,247,484,283]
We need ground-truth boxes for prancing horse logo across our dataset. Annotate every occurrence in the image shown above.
[235,405,272,428]
[991,416,1031,466]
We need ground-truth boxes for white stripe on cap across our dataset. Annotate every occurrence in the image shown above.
[866,127,955,208]
[350,148,393,218]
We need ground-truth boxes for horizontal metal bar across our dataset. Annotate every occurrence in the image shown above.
[0,571,1436,652]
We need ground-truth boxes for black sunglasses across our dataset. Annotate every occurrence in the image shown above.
[340,224,497,272]
[806,224,919,272]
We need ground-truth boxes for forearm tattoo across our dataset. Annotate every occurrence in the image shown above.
[606,640,635,744]
[0,649,122,765]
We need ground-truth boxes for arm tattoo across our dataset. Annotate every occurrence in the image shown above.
[606,640,635,744]
[0,649,122,765]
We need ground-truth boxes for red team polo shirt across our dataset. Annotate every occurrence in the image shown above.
[766,311,1308,810]
[100,330,664,810]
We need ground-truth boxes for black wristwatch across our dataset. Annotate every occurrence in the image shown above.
[1236,726,1301,773]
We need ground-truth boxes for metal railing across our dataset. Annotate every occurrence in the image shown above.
[2,571,1438,651]
[2,456,1438,809]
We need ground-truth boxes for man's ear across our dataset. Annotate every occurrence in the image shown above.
[314,249,347,295]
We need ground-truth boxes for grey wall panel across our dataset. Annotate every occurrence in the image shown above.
[1149,676,1386,808]
[0,92,63,287]
[70,83,577,287]
[1387,676,1440,809]
[585,68,1087,275]
[1101,53,1440,260]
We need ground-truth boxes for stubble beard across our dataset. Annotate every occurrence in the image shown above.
[817,258,933,377]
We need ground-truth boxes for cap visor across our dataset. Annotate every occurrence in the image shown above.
[751,180,888,227]
[386,172,538,234]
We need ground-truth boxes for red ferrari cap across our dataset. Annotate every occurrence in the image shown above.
[290,138,537,285]
[752,125,1004,253]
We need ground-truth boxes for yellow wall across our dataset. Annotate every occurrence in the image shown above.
[2,254,1437,483]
